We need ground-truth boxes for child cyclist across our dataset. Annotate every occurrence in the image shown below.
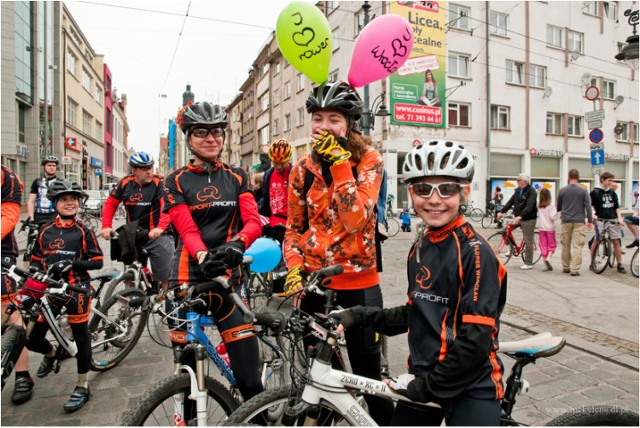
[27,180,103,412]
[331,140,507,426]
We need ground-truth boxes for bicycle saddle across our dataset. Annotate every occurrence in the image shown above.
[499,332,566,358]
[90,267,121,281]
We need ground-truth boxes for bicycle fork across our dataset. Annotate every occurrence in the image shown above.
[171,346,209,427]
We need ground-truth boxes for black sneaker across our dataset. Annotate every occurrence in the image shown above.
[617,265,627,274]
[37,354,56,378]
[11,377,34,404]
[626,239,639,249]
[63,386,90,413]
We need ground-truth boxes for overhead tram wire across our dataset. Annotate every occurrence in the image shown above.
[159,2,191,96]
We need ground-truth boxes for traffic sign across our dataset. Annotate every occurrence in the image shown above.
[585,109,605,122]
[590,149,605,166]
[585,85,599,101]
[588,120,603,130]
[590,143,603,151]
[589,128,603,143]
[592,165,605,175]
[614,124,624,135]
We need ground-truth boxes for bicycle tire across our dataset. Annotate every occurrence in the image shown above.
[103,272,137,302]
[1,326,23,391]
[223,385,357,426]
[470,208,484,222]
[487,232,514,265]
[89,288,148,372]
[121,373,239,426]
[386,218,400,237]
[521,231,543,265]
[592,239,611,274]
[631,249,638,278]
[545,405,639,426]
[248,273,271,311]
[481,212,494,229]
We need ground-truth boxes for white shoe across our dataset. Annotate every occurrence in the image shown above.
[503,251,512,257]
[520,264,534,270]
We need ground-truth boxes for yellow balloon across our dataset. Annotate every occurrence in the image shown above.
[276,2,332,84]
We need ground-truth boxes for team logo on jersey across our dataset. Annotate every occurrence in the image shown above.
[130,193,144,202]
[415,265,432,289]
[49,238,65,250]
[196,186,221,202]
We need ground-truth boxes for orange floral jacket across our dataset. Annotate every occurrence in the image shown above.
[284,146,383,290]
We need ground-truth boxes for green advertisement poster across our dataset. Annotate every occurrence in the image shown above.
[390,1,447,128]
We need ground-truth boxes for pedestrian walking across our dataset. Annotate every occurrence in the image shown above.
[556,169,593,276]
[537,188,559,271]
[497,173,537,269]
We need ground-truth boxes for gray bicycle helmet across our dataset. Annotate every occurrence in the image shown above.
[41,155,59,166]
[129,151,155,168]
[46,179,86,203]
[178,102,228,134]
[402,140,475,182]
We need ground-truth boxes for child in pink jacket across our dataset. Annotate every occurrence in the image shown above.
[538,188,559,271]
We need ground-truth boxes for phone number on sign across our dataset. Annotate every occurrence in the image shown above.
[393,103,442,125]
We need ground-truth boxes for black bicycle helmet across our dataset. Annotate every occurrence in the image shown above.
[305,81,363,120]
[46,179,86,202]
[177,102,228,134]
[41,155,59,166]
[129,151,155,168]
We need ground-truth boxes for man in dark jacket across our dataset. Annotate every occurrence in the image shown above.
[497,173,538,269]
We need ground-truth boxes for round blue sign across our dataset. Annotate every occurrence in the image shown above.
[589,128,603,143]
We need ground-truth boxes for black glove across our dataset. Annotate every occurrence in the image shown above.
[328,307,356,329]
[328,305,372,329]
[198,251,227,279]
[47,259,74,279]
[216,239,245,269]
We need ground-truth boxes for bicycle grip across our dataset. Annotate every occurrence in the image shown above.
[194,282,220,295]
[254,311,286,332]
[230,292,254,323]
[316,265,344,278]
[66,285,90,295]
[128,297,146,308]
[2,260,28,276]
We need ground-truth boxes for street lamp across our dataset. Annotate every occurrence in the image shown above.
[361,93,391,134]
[615,9,639,70]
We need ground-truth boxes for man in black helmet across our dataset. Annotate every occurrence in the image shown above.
[27,155,60,226]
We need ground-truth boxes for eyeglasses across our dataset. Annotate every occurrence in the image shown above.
[135,166,153,171]
[409,182,468,199]
[191,127,224,138]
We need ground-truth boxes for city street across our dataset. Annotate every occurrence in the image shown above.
[1,214,638,426]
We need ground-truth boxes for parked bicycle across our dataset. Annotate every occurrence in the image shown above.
[487,223,542,266]
[461,200,484,222]
[224,304,639,426]
[382,210,400,238]
[591,219,618,274]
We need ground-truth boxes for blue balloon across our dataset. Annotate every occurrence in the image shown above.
[245,238,282,273]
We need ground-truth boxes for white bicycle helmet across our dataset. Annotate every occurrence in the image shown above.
[402,140,474,182]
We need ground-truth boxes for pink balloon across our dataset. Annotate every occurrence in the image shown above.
[348,15,414,88]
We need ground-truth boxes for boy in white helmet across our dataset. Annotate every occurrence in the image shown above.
[331,140,507,426]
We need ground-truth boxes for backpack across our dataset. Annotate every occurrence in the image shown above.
[301,166,386,272]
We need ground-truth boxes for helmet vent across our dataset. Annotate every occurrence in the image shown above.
[414,154,423,172]
[439,153,451,171]
[427,152,436,171]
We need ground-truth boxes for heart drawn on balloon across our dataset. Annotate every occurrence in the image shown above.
[292,27,316,47]
[391,38,408,58]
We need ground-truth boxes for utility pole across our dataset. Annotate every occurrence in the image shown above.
[361,1,371,136]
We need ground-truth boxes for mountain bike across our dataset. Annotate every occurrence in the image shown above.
[461,200,484,222]
[381,214,400,238]
[591,219,618,274]
[487,223,542,266]
[224,309,639,426]
[631,248,639,278]
[102,252,158,303]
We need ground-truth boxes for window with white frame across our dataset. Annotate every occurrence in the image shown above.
[567,115,583,137]
[355,10,366,36]
[273,119,279,135]
[568,30,584,53]
[615,122,629,142]
[82,68,92,92]
[67,97,77,127]
[602,80,615,99]
[546,25,563,48]
[448,53,470,78]
[95,121,103,140]
[284,114,291,131]
[546,113,562,135]
[274,61,281,75]
[448,102,470,127]
[490,105,510,130]
[603,1,618,20]
[489,11,508,36]
[296,107,305,127]
[82,109,92,135]
[583,1,598,16]
[261,63,269,77]
[449,4,470,30]
[506,60,525,85]
[529,64,546,88]
[333,27,339,51]
[259,125,270,146]
[284,81,291,99]
[260,93,269,111]
[95,86,103,104]
[296,73,304,92]
[67,51,77,75]
[273,88,280,106]
[329,69,339,82]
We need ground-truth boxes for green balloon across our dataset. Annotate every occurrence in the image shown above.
[276,2,333,84]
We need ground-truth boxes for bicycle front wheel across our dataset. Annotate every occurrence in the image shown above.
[481,212,494,229]
[631,249,638,278]
[89,288,148,372]
[121,373,238,426]
[487,232,514,265]
[386,218,400,237]
[103,272,136,302]
[545,405,639,426]
[521,231,543,265]
[592,239,611,274]
[470,208,484,222]
[223,385,356,426]
[1,326,24,391]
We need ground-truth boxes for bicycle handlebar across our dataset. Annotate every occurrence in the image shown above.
[1,260,89,295]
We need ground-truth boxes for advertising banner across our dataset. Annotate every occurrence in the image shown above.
[389,1,446,128]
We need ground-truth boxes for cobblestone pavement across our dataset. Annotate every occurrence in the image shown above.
[1,215,638,425]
